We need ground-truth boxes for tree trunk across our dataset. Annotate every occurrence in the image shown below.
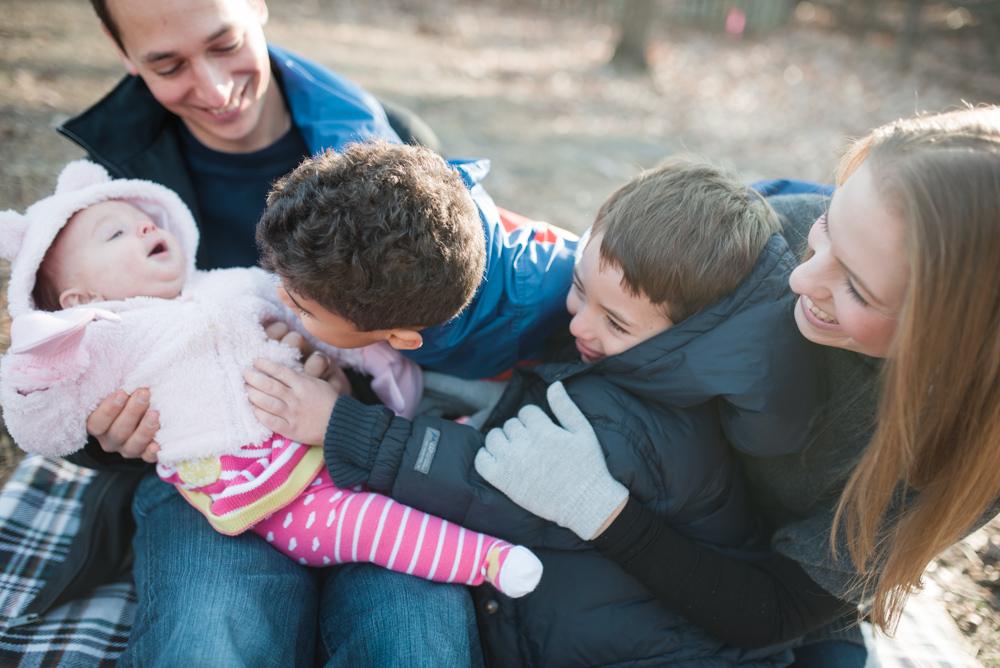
[610,0,659,73]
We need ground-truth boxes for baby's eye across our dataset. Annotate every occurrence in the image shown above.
[109,231,123,240]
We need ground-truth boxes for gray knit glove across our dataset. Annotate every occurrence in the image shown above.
[475,381,629,540]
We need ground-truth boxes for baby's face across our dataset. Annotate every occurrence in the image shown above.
[50,200,186,306]
[566,231,674,363]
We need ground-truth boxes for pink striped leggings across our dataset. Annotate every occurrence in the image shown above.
[251,468,514,589]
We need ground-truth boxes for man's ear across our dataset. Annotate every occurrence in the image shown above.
[385,329,423,351]
[59,289,99,309]
[101,22,139,76]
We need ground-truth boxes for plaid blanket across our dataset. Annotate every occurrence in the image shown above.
[0,455,986,668]
[0,455,133,667]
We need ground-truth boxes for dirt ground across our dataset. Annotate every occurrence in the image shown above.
[2,0,1000,662]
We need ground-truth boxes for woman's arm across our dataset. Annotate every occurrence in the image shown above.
[591,495,854,648]
[475,380,855,649]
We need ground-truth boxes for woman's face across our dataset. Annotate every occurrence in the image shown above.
[788,162,910,358]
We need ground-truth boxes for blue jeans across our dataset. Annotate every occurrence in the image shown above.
[119,470,483,668]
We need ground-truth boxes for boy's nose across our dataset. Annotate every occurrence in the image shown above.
[568,311,590,341]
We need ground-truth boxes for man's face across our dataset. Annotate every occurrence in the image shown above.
[107,0,282,153]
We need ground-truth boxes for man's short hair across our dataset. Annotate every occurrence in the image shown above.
[92,0,257,50]
[257,140,486,332]
[89,0,124,49]
[592,156,781,323]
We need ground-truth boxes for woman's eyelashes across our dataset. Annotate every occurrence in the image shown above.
[844,279,869,306]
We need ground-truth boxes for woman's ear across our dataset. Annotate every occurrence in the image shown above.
[385,329,424,351]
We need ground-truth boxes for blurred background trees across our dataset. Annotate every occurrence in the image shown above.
[500,0,1000,72]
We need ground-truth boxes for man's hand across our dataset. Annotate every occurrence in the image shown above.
[86,389,161,463]
[474,381,628,541]
[245,358,340,446]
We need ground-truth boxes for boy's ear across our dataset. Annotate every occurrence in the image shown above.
[251,0,270,26]
[385,329,423,351]
[101,22,140,76]
[59,289,100,309]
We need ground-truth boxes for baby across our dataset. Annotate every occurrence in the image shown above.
[0,160,542,598]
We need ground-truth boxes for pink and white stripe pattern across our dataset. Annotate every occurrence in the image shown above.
[252,468,525,592]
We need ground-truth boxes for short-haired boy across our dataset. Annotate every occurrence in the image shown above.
[256,154,825,666]
[256,139,578,375]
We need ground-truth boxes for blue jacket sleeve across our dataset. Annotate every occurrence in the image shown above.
[324,395,580,547]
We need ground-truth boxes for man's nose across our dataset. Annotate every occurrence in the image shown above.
[192,60,234,108]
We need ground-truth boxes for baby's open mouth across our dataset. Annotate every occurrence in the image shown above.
[148,241,167,257]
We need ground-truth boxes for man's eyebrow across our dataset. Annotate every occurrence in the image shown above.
[142,26,232,64]
[284,287,313,317]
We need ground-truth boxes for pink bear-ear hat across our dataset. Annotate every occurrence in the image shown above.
[1,160,201,320]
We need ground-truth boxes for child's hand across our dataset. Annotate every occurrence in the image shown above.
[475,381,628,541]
[244,358,339,446]
[264,322,352,396]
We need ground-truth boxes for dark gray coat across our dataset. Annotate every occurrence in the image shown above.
[326,232,826,667]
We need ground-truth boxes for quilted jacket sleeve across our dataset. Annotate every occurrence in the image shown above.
[324,395,583,547]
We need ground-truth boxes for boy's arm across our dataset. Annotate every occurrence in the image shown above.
[324,394,577,546]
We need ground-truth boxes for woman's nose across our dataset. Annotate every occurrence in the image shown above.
[789,250,832,299]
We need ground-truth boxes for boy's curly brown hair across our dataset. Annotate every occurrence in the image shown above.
[256,140,485,332]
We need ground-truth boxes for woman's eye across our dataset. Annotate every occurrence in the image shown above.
[844,280,869,306]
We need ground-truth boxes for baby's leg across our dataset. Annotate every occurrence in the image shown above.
[251,469,542,598]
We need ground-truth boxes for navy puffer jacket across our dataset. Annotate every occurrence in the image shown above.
[326,232,825,667]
